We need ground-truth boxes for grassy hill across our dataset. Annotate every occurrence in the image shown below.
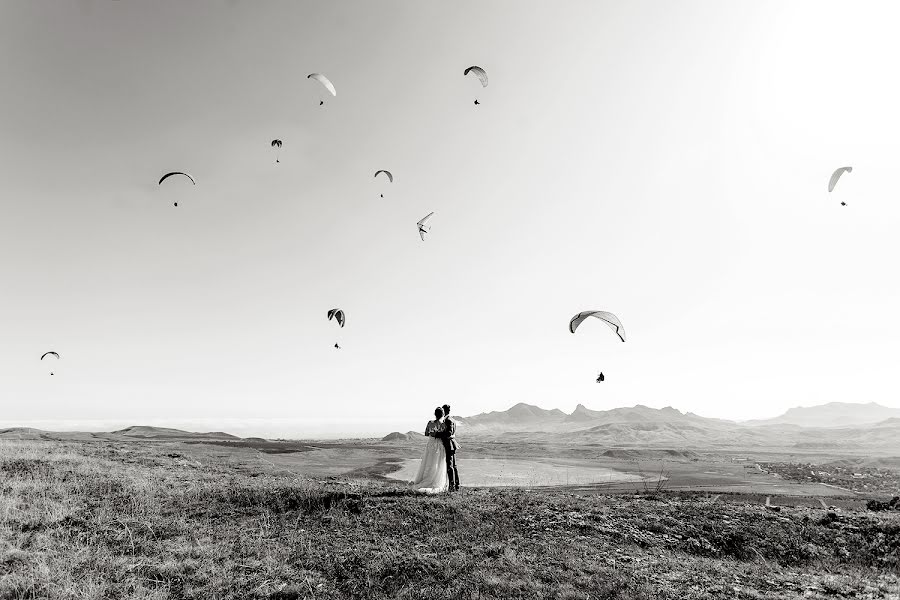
[1,438,898,599]
[111,426,240,440]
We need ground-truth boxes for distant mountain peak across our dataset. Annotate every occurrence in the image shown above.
[565,403,604,422]
[746,402,900,428]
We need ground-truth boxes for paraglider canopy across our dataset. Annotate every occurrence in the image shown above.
[828,167,852,192]
[327,308,345,328]
[374,170,393,183]
[464,66,488,87]
[158,172,195,186]
[307,73,336,97]
[569,311,626,342]
[271,139,282,148]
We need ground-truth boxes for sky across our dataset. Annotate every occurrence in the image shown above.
[2,1,900,438]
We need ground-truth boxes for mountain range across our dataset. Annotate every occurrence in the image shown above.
[743,402,900,428]
[4,402,899,452]
[451,402,900,451]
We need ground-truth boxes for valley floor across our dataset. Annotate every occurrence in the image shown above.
[1,439,899,599]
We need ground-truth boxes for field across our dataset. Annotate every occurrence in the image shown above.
[386,457,647,488]
[175,437,886,507]
[1,436,900,599]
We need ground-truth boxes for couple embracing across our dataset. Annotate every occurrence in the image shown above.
[412,404,460,494]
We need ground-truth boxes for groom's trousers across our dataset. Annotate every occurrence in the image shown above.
[445,451,459,491]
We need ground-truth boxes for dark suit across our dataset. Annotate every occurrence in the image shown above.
[440,417,460,491]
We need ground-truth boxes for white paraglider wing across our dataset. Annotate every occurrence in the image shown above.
[569,311,626,342]
[828,166,852,192]
[417,212,434,240]
[307,73,337,97]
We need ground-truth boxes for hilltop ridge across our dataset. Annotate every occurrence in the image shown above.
[744,402,900,428]
[112,426,239,440]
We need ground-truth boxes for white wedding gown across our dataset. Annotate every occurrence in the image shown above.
[412,420,448,494]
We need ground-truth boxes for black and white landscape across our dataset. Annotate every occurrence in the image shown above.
[2,1,900,598]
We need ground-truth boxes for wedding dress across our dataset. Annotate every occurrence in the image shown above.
[411,419,448,494]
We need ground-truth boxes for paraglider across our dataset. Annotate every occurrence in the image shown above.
[327,308,345,328]
[569,311,626,342]
[571,312,624,380]
[417,212,434,241]
[828,166,852,205]
[158,171,195,207]
[374,170,393,197]
[40,351,59,376]
[271,139,282,163]
[464,66,488,104]
[307,73,336,105]
[328,309,345,349]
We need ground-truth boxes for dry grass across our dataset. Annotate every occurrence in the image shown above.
[1,439,899,599]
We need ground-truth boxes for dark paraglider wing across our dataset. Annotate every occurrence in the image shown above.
[327,308,345,328]
[271,139,282,148]
[158,172,196,186]
[374,170,393,183]
[463,66,488,87]
[40,351,60,360]
[569,311,626,342]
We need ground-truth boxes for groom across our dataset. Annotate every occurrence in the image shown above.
[440,404,460,492]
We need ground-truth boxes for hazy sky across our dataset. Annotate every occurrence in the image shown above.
[2,1,900,437]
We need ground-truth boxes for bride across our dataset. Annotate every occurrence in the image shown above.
[411,407,449,494]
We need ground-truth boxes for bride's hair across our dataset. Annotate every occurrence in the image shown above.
[434,407,443,419]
